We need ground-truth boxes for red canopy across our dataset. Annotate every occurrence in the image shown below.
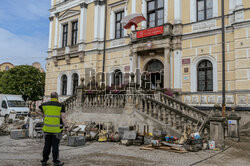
[121,13,146,30]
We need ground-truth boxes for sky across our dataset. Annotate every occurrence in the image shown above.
[0,0,51,69]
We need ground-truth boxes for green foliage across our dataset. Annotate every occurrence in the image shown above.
[0,65,45,101]
[0,71,4,80]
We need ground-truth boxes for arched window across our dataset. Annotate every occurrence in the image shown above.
[61,75,67,95]
[197,60,213,91]
[72,73,79,95]
[113,69,123,86]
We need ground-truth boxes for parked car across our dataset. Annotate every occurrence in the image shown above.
[0,94,29,121]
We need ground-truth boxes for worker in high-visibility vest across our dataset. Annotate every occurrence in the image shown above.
[39,92,68,166]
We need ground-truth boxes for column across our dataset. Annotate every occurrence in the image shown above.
[58,24,62,48]
[164,48,170,88]
[54,13,59,48]
[51,0,54,7]
[131,0,136,30]
[94,2,99,41]
[142,0,147,29]
[79,3,88,43]
[174,0,182,24]
[173,50,182,89]
[229,0,236,13]
[99,4,105,40]
[124,6,128,36]
[48,16,53,51]
[190,0,196,22]
[110,11,115,39]
[133,52,138,73]
[164,0,168,23]
[235,0,243,10]
[213,0,218,17]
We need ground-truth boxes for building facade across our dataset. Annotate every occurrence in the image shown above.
[0,62,14,71]
[46,0,250,107]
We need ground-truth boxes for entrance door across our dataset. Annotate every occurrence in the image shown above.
[144,59,164,89]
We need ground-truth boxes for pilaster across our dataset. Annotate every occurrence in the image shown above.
[48,16,54,51]
[54,13,59,49]
[174,0,182,24]
[79,3,88,43]
[164,48,170,88]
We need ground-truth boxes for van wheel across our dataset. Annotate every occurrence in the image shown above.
[4,115,9,123]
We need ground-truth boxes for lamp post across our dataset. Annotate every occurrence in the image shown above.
[221,0,226,117]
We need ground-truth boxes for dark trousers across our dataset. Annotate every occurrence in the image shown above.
[42,134,60,163]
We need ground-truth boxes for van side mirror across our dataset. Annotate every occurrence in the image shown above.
[2,101,7,109]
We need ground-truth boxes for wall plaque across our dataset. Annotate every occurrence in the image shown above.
[182,58,190,64]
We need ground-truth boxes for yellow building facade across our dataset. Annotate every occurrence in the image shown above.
[0,62,14,71]
[46,0,250,107]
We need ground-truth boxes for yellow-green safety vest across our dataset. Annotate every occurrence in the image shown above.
[42,98,63,133]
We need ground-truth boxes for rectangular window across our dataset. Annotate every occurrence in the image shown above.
[115,11,124,39]
[197,0,213,21]
[71,21,78,45]
[62,24,68,48]
[147,0,164,28]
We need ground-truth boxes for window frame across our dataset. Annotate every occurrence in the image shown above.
[115,11,125,39]
[72,73,79,95]
[113,69,123,86]
[196,0,213,22]
[61,75,68,95]
[62,24,68,48]
[147,0,164,28]
[71,21,78,45]
[197,60,213,92]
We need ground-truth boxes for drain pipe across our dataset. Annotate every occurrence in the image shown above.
[221,0,226,117]
[102,0,108,83]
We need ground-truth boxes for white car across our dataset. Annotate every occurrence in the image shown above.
[0,94,29,121]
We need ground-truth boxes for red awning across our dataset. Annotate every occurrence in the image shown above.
[121,13,146,30]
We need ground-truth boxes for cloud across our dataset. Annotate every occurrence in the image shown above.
[0,28,48,67]
[0,0,51,68]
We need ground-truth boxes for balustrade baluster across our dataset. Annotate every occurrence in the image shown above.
[168,111,172,126]
[158,105,162,121]
[163,108,167,123]
[152,103,156,117]
[144,100,148,114]
[148,101,152,115]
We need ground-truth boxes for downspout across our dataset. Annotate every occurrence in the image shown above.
[102,0,108,83]
[221,0,226,117]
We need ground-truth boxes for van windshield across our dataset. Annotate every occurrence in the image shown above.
[7,100,27,107]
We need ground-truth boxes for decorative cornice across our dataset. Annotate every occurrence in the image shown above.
[49,16,54,21]
[55,12,59,17]
[80,2,88,8]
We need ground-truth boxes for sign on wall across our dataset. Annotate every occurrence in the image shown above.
[137,26,164,39]
[182,58,191,65]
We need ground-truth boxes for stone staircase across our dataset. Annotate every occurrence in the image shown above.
[63,89,210,137]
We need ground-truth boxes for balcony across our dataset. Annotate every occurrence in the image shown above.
[130,23,182,43]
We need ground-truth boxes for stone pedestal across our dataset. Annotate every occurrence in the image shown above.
[76,78,85,106]
[227,106,241,142]
[209,105,226,149]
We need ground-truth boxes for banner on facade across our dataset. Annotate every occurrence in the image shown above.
[137,26,164,39]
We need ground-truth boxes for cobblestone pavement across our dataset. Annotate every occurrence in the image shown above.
[0,136,249,166]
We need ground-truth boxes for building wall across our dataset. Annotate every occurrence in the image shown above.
[0,62,14,71]
[46,0,250,107]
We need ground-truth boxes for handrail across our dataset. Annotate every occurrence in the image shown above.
[144,96,200,124]
[160,92,208,117]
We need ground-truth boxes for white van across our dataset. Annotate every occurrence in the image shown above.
[0,94,29,119]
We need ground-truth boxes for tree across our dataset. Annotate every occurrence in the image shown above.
[0,65,45,101]
[0,71,4,80]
